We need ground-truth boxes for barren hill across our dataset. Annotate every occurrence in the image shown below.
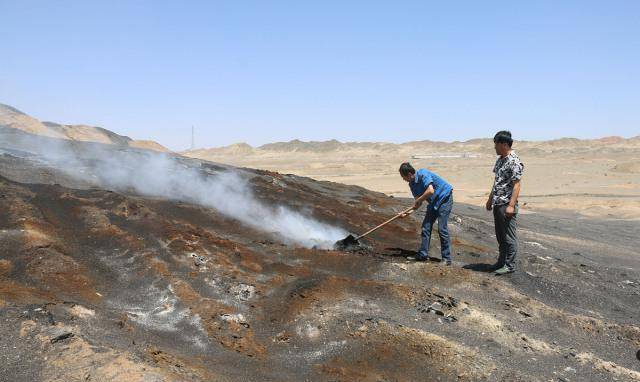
[0,103,169,152]
[185,136,640,158]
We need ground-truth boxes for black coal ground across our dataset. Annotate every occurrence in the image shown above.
[1,128,639,382]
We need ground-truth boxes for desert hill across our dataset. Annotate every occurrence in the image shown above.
[185,135,640,157]
[0,103,169,152]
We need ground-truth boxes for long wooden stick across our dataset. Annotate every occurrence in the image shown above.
[355,206,415,240]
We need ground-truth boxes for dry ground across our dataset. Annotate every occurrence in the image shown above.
[1,130,639,381]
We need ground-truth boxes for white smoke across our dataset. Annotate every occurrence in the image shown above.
[2,131,347,249]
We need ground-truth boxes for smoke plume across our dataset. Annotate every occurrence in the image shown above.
[3,131,347,249]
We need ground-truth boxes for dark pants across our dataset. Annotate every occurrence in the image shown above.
[493,204,518,270]
[417,193,453,262]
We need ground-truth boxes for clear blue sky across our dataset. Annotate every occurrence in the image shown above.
[1,1,638,150]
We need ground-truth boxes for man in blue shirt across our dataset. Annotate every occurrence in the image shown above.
[399,162,454,265]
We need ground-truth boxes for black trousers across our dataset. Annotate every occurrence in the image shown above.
[493,204,518,270]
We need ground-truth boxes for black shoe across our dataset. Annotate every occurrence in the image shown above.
[488,263,503,271]
[406,256,429,262]
[494,266,515,275]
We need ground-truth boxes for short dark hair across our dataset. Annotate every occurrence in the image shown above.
[494,130,513,147]
[399,162,415,176]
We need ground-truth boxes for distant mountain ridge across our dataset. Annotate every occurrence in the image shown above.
[184,134,640,158]
[0,103,169,152]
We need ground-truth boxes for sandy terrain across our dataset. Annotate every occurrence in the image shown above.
[184,137,640,220]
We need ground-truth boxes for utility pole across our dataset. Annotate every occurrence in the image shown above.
[191,125,195,150]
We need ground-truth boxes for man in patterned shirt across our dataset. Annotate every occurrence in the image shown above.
[486,131,524,275]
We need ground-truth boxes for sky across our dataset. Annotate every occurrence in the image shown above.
[1,1,639,151]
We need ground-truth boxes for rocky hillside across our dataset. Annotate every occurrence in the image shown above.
[1,128,639,381]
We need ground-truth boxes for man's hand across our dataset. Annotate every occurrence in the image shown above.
[485,199,493,211]
[505,205,516,218]
[413,200,423,210]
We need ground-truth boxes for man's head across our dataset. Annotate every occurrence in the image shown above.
[399,162,416,182]
[493,130,513,156]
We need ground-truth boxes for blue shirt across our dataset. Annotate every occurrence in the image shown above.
[409,169,453,210]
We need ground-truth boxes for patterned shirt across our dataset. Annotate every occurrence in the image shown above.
[492,151,524,206]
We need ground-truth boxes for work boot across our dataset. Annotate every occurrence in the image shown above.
[494,266,514,275]
[406,256,428,262]
[488,263,502,271]
[443,260,452,266]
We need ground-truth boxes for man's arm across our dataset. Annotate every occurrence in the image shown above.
[399,184,434,218]
[505,180,521,217]
[487,162,497,211]
[414,184,434,209]
[486,189,494,211]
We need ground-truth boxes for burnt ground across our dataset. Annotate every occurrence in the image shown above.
[0,129,639,382]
